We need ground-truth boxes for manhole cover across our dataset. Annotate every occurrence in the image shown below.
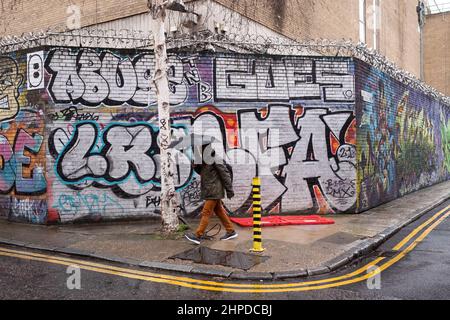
[170,247,270,270]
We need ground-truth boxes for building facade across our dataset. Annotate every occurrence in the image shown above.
[424,11,450,96]
[0,0,422,76]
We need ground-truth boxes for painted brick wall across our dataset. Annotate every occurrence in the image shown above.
[0,48,358,223]
[43,49,357,223]
[0,51,47,223]
[0,47,448,224]
[355,59,450,212]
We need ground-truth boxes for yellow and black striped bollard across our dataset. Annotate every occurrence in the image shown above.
[251,177,264,253]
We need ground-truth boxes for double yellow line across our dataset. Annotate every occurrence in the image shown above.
[0,204,449,293]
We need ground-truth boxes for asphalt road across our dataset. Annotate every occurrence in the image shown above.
[0,200,449,300]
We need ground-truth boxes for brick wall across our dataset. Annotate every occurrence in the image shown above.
[376,0,421,78]
[0,46,447,224]
[0,0,148,36]
[424,12,450,96]
[215,0,360,41]
[215,0,421,76]
[355,58,450,212]
[0,0,420,76]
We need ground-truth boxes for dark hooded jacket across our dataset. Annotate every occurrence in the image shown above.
[194,163,233,200]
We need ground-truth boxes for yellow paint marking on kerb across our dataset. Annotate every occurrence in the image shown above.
[0,249,385,293]
[0,245,382,289]
[0,204,448,293]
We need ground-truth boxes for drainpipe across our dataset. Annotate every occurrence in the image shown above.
[417,0,426,80]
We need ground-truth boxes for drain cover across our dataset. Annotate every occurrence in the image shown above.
[170,247,270,270]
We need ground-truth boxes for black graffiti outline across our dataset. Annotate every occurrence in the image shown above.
[0,55,23,122]
[49,106,100,122]
[318,110,356,159]
[56,122,106,183]
[53,121,194,199]
[235,104,299,211]
[213,56,355,103]
[101,123,158,185]
[56,121,158,185]
[46,49,140,107]
[236,103,299,208]
[146,195,161,209]
[27,52,44,89]
[237,103,300,153]
[45,49,192,107]
[261,107,357,214]
[304,108,356,212]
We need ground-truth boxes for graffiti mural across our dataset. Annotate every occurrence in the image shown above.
[27,51,45,90]
[51,121,192,194]
[41,49,360,222]
[0,108,48,223]
[442,111,450,174]
[1,47,447,224]
[0,56,23,122]
[356,63,450,212]
[0,127,46,195]
[0,51,48,223]
[44,49,209,107]
[53,191,124,219]
[214,57,355,102]
[48,105,356,221]
[10,198,47,224]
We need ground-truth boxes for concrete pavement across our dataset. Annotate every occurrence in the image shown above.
[2,200,450,299]
[0,180,449,280]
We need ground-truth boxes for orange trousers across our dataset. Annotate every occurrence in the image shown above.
[195,200,235,237]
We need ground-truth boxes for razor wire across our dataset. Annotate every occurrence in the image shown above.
[168,31,450,106]
[0,28,154,53]
[0,27,448,106]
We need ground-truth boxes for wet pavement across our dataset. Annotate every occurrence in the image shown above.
[0,180,449,277]
[1,199,449,300]
[171,247,270,270]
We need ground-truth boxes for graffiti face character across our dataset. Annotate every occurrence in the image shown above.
[0,56,23,122]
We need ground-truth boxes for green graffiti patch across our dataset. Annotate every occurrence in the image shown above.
[442,116,450,173]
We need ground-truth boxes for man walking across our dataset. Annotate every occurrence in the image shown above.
[185,145,238,245]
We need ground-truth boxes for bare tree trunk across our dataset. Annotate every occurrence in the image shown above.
[149,0,180,234]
